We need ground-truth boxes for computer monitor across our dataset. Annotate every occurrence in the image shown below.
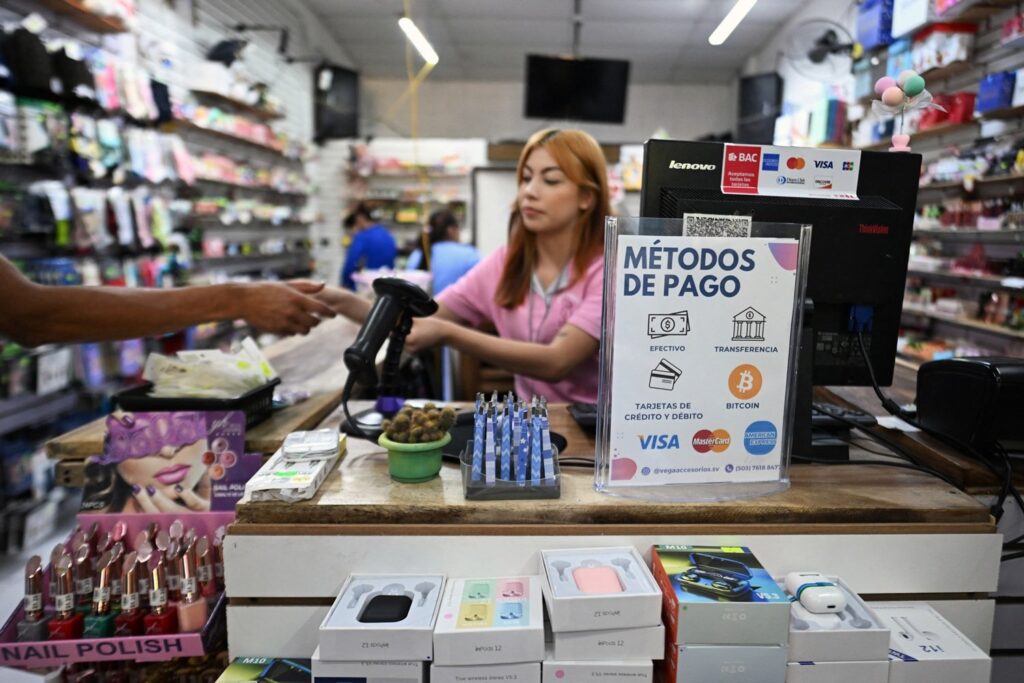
[639,139,922,458]
[524,54,630,124]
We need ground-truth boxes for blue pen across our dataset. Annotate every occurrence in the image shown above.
[540,397,555,483]
[472,393,484,481]
[485,403,496,485]
[530,401,542,485]
[500,405,511,481]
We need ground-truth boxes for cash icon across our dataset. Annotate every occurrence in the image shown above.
[648,311,690,339]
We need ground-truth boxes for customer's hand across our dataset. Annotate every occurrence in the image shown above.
[239,281,336,335]
[405,316,450,353]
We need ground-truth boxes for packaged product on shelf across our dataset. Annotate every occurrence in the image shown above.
[911,23,974,74]
[549,622,664,661]
[541,656,653,682]
[785,660,889,683]
[872,603,991,683]
[668,644,787,683]
[310,648,424,683]
[977,72,1017,114]
[430,661,539,683]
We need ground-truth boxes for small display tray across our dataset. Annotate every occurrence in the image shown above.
[114,378,280,428]
[459,443,561,501]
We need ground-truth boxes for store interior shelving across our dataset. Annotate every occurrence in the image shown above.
[35,0,126,34]
[190,89,284,122]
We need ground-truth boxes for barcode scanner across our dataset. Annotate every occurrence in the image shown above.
[342,278,438,439]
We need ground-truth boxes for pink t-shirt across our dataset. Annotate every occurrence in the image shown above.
[438,245,604,403]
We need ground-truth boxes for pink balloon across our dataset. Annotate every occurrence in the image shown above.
[882,86,905,107]
[874,76,897,96]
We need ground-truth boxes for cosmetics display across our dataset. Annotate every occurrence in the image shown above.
[0,512,232,668]
[319,574,445,662]
[540,547,662,633]
[432,576,544,666]
[871,603,992,683]
[461,393,560,500]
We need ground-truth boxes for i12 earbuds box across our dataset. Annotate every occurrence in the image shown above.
[778,574,890,662]
[311,646,425,682]
[539,547,662,632]
[432,576,544,666]
[550,622,664,661]
[319,574,445,661]
[651,545,790,645]
[430,661,540,683]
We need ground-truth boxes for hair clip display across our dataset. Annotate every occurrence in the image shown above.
[462,393,560,500]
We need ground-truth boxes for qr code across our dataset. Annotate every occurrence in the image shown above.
[683,213,752,237]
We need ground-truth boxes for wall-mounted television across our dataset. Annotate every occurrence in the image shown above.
[524,54,630,124]
[314,64,359,143]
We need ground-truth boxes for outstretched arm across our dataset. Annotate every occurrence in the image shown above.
[0,256,335,346]
[405,317,598,383]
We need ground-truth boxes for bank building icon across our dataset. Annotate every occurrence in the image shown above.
[732,307,766,342]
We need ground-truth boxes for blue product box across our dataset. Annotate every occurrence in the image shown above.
[857,0,894,51]
[886,37,913,78]
[976,71,1017,113]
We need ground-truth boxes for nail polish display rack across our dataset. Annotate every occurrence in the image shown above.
[0,512,233,668]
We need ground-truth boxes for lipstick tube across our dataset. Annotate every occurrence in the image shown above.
[143,553,178,635]
[212,531,225,590]
[177,539,207,632]
[136,541,153,609]
[164,539,182,602]
[72,545,93,613]
[48,555,84,640]
[17,556,50,641]
[109,542,124,613]
[83,551,115,637]
[49,543,66,598]
[114,552,144,636]
[195,536,217,601]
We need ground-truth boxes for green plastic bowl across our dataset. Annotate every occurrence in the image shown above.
[378,432,452,483]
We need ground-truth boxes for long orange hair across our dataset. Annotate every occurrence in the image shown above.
[495,128,611,309]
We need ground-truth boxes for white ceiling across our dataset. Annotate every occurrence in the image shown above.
[301,0,806,84]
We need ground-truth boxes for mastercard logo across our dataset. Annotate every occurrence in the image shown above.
[692,429,731,453]
[786,157,806,170]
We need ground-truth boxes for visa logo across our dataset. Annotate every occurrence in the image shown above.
[814,160,834,169]
[638,434,680,450]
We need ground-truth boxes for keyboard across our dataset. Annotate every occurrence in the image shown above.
[568,402,598,431]
[812,402,877,430]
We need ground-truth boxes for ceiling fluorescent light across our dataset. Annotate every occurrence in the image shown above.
[708,0,758,46]
[398,17,439,65]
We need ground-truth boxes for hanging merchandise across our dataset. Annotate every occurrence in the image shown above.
[1,27,54,98]
[0,90,22,163]
[51,44,96,104]
[89,51,121,113]
[107,186,136,248]
[28,181,72,247]
[70,187,113,251]
[18,98,68,167]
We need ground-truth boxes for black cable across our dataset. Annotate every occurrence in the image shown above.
[1001,550,1024,562]
[342,374,371,440]
[792,454,962,489]
[855,331,1020,525]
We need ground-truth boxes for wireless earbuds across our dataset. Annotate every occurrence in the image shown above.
[784,572,846,614]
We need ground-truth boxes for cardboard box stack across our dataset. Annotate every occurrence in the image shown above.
[652,545,790,683]
[540,547,662,682]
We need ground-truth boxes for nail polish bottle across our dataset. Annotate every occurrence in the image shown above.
[143,554,178,635]
[83,551,115,638]
[73,545,94,614]
[48,555,84,640]
[177,540,207,632]
[114,552,144,636]
[17,556,50,641]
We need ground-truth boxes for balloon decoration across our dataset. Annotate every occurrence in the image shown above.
[872,69,946,152]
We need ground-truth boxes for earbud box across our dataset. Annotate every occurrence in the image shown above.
[785,660,889,683]
[432,576,544,666]
[542,652,653,682]
[311,647,426,682]
[652,545,790,645]
[666,644,787,683]
[871,603,991,683]
[540,547,661,632]
[430,661,540,683]
[550,622,664,661]
[776,575,890,662]
[319,574,445,661]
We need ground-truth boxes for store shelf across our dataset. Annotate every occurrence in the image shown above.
[902,304,1024,340]
[193,176,308,200]
[858,121,979,151]
[0,390,79,437]
[353,171,469,180]
[920,60,972,83]
[190,89,285,122]
[173,120,291,158]
[937,0,1018,22]
[192,252,311,275]
[187,219,312,234]
[913,228,1024,244]
[919,174,1024,196]
[906,268,1024,290]
[981,105,1024,122]
[36,0,126,33]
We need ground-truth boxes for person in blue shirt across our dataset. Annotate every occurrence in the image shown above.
[340,202,397,290]
[406,208,480,294]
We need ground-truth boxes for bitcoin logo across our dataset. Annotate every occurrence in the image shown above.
[728,364,762,399]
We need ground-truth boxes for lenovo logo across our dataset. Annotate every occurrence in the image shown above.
[669,160,717,171]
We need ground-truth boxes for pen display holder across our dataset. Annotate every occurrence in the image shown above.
[459,443,561,501]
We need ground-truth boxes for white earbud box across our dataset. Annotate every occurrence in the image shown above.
[785,660,889,683]
[311,646,426,682]
[432,576,544,666]
[550,622,664,661]
[871,603,991,683]
[540,547,662,632]
[776,575,890,662]
[430,661,540,683]
[542,653,653,682]
[319,574,445,661]
[666,644,787,683]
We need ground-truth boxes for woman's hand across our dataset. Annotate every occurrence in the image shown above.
[405,317,451,353]
[312,286,372,323]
